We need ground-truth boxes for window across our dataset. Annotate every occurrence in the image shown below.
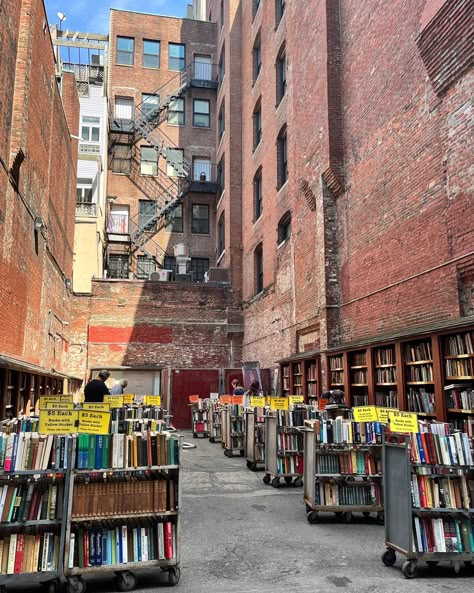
[166,204,183,233]
[193,99,210,128]
[193,157,212,181]
[140,146,157,175]
[194,55,212,80]
[81,116,100,144]
[116,36,134,66]
[220,0,224,27]
[108,254,129,279]
[164,255,177,275]
[112,144,132,174]
[218,102,225,141]
[255,243,263,294]
[217,155,225,197]
[253,35,262,82]
[168,98,184,125]
[114,96,134,119]
[76,178,93,203]
[191,258,210,282]
[253,0,261,19]
[166,149,184,177]
[253,100,262,149]
[168,43,185,71]
[254,168,263,221]
[277,125,288,189]
[136,255,156,279]
[276,0,286,26]
[276,47,286,104]
[218,212,225,256]
[143,40,160,68]
[141,93,159,118]
[138,200,157,231]
[218,46,225,86]
[108,205,129,234]
[278,211,291,244]
[192,204,210,234]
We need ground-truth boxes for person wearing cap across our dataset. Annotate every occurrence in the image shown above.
[84,369,111,403]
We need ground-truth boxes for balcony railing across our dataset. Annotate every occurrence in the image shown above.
[76,202,97,217]
[79,143,101,155]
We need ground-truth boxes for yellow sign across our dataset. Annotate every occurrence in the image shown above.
[123,394,134,404]
[43,402,75,411]
[78,410,111,435]
[353,406,378,422]
[289,396,304,406]
[144,395,161,406]
[39,409,78,434]
[250,396,266,408]
[388,410,419,433]
[104,395,124,408]
[40,395,73,405]
[270,397,289,411]
[376,407,398,424]
[82,403,111,412]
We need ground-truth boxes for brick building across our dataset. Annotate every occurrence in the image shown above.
[0,0,81,416]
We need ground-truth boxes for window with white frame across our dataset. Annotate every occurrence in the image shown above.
[168,98,185,125]
[114,96,134,119]
[193,99,210,128]
[141,93,159,118]
[80,116,100,147]
[140,146,158,175]
[76,177,93,203]
[166,148,184,177]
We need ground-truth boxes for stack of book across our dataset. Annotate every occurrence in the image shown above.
[0,532,60,574]
[411,473,473,509]
[407,388,435,414]
[445,385,474,410]
[110,406,165,434]
[0,480,64,522]
[410,423,473,466]
[316,450,382,475]
[413,517,474,553]
[277,454,303,475]
[309,418,383,445]
[1,417,40,434]
[277,431,303,454]
[0,433,70,471]
[315,481,382,506]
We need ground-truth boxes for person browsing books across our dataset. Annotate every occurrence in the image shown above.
[84,369,110,403]
[110,379,128,394]
[231,379,245,396]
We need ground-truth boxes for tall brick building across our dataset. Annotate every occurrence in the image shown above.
[0,0,81,417]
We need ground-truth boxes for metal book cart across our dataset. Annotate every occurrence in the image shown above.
[381,435,474,578]
[63,435,183,593]
[303,426,384,524]
[190,403,209,439]
[262,412,304,487]
[0,439,73,593]
[222,405,244,458]
[208,401,222,444]
[244,409,265,471]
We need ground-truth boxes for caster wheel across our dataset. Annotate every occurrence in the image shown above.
[401,560,417,579]
[240,449,245,457]
[168,567,181,586]
[307,511,319,524]
[209,437,216,443]
[263,474,271,484]
[464,561,472,567]
[342,512,353,523]
[334,512,344,518]
[284,476,293,484]
[271,477,280,488]
[381,549,396,567]
[116,570,137,592]
[193,433,198,439]
[363,512,371,518]
[453,562,461,575]
[294,478,303,488]
[66,577,86,593]
[376,512,385,525]
[426,561,438,567]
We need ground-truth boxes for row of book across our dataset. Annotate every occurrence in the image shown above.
[194,422,209,433]
[0,433,70,472]
[314,481,382,506]
[375,348,395,366]
[315,451,382,476]
[375,391,398,408]
[407,388,435,414]
[352,395,368,407]
[444,333,474,357]
[311,418,383,445]
[451,417,474,438]
[277,432,303,454]
[410,428,473,466]
[411,474,474,510]
[406,364,433,383]
[376,367,397,383]
[70,522,176,568]
[1,417,40,434]
[445,386,474,410]
[277,454,303,475]
[276,408,318,428]
[329,356,343,370]
[0,532,59,574]
[330,371,344,385]
[351,370,367,384]
[229,435,244,450]
[413,517,474,553]
[405,341,432,363]
[71,476,177,518]
[351,353,367,366]
[446,358,474,378]
[229,404,244,418]
[0,481,64,523]
[75,432,179,470]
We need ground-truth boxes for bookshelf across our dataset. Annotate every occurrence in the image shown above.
[292,363,303,396]
[403,338,437,417]
[349,349,369,407]
[281,364,291,397]
[328,353,345,391]
[208,399,222,443]
[190,400,209,439]
[244,408,265,471]
[222,404,245,457]
[303,418,384,524]
[278,354,321,403]
[305,359,320,404]
[374,345,399,409]
[382,425,474,578]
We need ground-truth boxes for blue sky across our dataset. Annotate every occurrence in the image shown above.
[45,1,189,34]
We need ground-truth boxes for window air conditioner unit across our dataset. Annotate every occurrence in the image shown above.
[150,270,172,281]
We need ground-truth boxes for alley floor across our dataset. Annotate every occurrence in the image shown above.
[66,432,474,592]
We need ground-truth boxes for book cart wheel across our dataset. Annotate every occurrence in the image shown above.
[262,474,271,484]
[362,512,371,518]
[240,449,245,457]
[453,562,461,575]
[209,437,216,443]
[193,433,198,439]
[307,511,319,524]
[116,570,137,592]
[284,476,293,484]
[271,477,280,488]
[247,460,257,471]
[376,512,385,525]
[66,576,86,593]
[381,549,396,567]
[401,560,417,579]
[0,586,7,593]
[44,579,60,593]
[426,561,438,567]
[167,567,181,586]
[294,477,303,488]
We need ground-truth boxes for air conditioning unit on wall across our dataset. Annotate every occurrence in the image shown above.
[149,270,173,281]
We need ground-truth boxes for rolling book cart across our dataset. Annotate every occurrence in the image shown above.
[222,404,245,458]
[0,433,73,593]
[63,431,183,593]
[244,408,265,471]
[303,418,384,524]
[208,400,222,444]
[190,401,209,439]
[382,426,474,578]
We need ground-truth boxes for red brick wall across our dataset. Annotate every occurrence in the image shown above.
[0,0,79,373]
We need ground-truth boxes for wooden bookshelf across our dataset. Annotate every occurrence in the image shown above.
[304,358,320,402]
[278,354,321,403]
[328,353,345,393]
[281,363,290,396]
[292,362,303,396]
[349,349,369,407]
[403,338,437,416]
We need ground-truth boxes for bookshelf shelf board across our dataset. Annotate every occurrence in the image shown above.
[73,465,179,474]
[330,368,344,372]
[413,412,437,417]
[67,559,178,575]
[0,519,61,527]
[314,473,382,478]
[0,571,58,583]
[411,463,473,469]
[311,504,383,512]
[275,472,302,478]
[0,469,66,476]
[72,511,178,522]
[375,364,396,368]
[413,508,474,515]
[306,379,318,382]
[405,360,433,365]
[315,444,382,451]
[447,408,474,414]
[350,365,367,370]
[330,383,344,387]
[406,381,435,385]
[351,383,368,387]
[444,354,474,359]
[446,376,474,380]
[375,382,397,386]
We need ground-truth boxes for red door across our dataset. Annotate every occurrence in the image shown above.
[171,369,219,429]
[224,369,244,394]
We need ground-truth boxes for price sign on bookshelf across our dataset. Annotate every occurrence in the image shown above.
[289,396,304,405]
[270,397,289,411]
[220,395,232,404]
[250,396,266,408]
[78,410,111,435]
[388,410,418,433]
[231,395,243,405]
[104,395,124,408]
[353,406,378,422]
[188,395,200,403]
[123,394,134,404]
[144,395,161,406]
[82,403,110,411]
[39,409,78,434]
[210,392,219,400]
[43,401,75,411]
[40,395,73,405]
[376,407,397,424]
[318,398,329,410]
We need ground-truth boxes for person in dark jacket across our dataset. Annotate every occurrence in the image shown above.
[231,379,245,395]
[84,370,110,403]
